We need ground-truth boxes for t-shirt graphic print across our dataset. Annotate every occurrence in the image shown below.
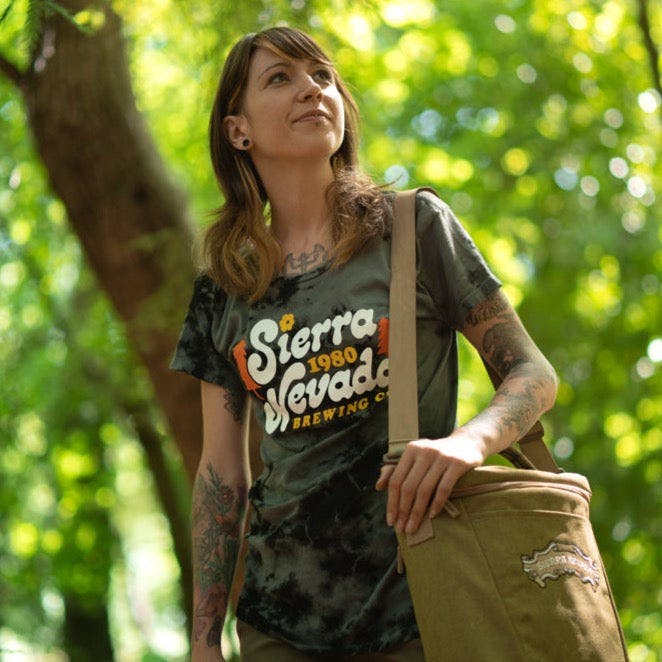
[232,307,390,436]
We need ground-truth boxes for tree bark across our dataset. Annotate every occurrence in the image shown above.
[19,0,203,482]
[63,597,114,662]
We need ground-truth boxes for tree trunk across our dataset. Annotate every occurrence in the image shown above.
[21,0,203,482]
[63,597,114,662]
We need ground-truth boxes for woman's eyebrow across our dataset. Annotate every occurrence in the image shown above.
[258,60,292,79]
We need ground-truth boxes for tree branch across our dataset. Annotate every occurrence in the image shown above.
[637,0,662,98]
[0,51,24,88]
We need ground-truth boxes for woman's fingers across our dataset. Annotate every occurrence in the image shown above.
[378,444,446,533]
[378,436,483,534]
[402,463,446,533]
[428,463,463,519]
[383,452,414,527]
[375,463,395,491]
[392,457,432,532]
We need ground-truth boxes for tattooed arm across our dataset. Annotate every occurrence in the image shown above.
[376,288,558,535]
[192,380,248,662]
[457,288,558,449]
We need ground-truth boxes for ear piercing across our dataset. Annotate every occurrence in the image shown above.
[242,138,250,148]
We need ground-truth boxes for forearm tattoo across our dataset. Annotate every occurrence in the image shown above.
[223,388,244,423]
[468,292,556,442]
[191,462,247,648]
[283,243,331,276]
[489,376,548,440]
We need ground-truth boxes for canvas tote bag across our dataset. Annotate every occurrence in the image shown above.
[386,189,629,661]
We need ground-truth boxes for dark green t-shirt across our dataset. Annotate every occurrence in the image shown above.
[171,190,501,654]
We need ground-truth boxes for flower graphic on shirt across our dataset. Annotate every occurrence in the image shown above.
[279,313,295,332]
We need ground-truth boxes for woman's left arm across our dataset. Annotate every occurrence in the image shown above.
[376,288,558,535]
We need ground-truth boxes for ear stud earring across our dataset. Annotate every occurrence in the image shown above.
[242,139,250,148]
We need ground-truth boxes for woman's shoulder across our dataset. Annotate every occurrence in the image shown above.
[192,270,219,294]
[388,186,449,215]
[414,187,449,217]
[414,187,471,237]
[189,270,230,311]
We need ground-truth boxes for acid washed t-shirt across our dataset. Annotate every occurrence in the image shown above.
[171,190,501,654]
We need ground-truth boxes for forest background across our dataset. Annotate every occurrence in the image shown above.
[0,0,660,660]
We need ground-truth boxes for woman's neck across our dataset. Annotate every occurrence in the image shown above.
[258,159,335,253]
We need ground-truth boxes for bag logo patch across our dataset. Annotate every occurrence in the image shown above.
[521,541,600,591]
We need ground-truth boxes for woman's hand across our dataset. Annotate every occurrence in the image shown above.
[375,432,487,535]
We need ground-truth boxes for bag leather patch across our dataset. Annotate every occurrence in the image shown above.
[521,540,601,591]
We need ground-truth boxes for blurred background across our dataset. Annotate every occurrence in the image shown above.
[0,0,660,660]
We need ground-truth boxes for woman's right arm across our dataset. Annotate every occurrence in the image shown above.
[191,380,249,661]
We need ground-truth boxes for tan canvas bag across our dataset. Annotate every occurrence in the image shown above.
[386,189,629,661]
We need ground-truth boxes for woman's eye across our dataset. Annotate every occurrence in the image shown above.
[268,71,288,84]
[313,68,333,83]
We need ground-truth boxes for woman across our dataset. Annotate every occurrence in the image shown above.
[171,26,558,661]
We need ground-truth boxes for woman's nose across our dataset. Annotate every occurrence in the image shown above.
[298,76,323,101]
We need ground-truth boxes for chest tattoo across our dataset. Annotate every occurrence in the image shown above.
[283,243,330,276]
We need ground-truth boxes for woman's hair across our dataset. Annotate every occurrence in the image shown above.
[205,26,390,302]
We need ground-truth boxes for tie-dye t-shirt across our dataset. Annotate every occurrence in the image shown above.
[171,190,501,655]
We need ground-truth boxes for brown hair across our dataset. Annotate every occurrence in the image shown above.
[205,27,390,302]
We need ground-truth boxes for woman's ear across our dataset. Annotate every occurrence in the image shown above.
[223,115,250,150]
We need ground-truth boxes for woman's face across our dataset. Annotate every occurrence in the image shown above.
[227,47,345,167]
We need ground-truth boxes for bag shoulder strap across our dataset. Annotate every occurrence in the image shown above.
[386,188,561,473]
[386,189,421,460]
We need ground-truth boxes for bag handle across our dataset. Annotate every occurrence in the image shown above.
[386,189,561,473]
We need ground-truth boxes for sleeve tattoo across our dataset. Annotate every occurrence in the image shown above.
[466,292,556,441]
[223,388,244,422]
[191,462,247,647]
[464,292,509,326]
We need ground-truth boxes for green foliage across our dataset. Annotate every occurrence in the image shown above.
[0,0,104,58]
[1,0,660,659]
[25,1,77,48]
[0,1,15,25]
[0,116,112,651]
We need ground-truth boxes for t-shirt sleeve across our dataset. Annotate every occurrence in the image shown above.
[170,274,246,400]
[415,189,501,329]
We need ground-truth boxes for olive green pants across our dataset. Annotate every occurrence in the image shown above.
[237,620,425,661]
